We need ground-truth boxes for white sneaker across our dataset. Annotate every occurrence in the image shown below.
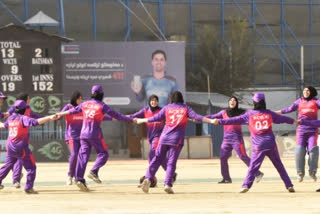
[66,176,73,185]
[13,182,21,189]
[239,187,249,193]
[76,181,89,192]
[164,185,174,194]
[255,172,264,183]
[287,186,295,193]
[141,179,151,194]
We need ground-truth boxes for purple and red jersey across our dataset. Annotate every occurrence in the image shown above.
[62,103,113,141]
[4,113,39,149]
[69,99,132,140]
[147,103,203,146]
[62,104,83,141]
[219,109,294,152]
[129,107,164,143]
[281,98,320,133]
[206,110,244,143]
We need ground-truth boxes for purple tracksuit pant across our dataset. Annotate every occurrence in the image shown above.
[149,137,167,171]
[242,145,292,189]
[220,140,261,180]
[68,138,81,177]
[12,159,23,183]
[145,143,182,187]
[75,138,108,183]
[0,146,36,190]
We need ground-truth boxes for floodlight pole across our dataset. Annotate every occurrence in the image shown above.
[59,0,65,36]
[300,45,304,93]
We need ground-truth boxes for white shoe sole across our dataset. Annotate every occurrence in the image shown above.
[76,182,89,192]
[87,174,102,184]
[164,187,174,194]
[239,188,249,193]
[141,179,150,193]
[255,173,264,183]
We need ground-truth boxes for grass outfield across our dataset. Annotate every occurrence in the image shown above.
[0,158,319,214]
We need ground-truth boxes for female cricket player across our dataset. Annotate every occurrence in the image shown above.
[206,96,263,184]
[129,94,177,187]
[0,100,55,194]
[62,91,113,185]
[136,91,214,194]
[213,93,295,193]
[276,86,320,182]
[56,85,132,192]
[7,93,42,189]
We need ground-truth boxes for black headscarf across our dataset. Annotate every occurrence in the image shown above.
[171,91,184,104]
[226,96,246,117]
[149,94,160,112]
[304,86,318,101]
[70,91,82,107]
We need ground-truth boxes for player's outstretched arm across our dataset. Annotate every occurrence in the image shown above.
[55,111,70,119]
[37,115,58,125]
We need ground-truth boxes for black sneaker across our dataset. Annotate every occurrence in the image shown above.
[87,171,102,184]
[138,175,146,187]
[76,181,89,192]
[24,188,38,194]
[310,172,317,182]
[0,184,4,190]
[218,179,232,184]
[287,186,295,193]
[316,188,320,192]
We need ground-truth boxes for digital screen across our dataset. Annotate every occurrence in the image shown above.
[62,41,186,108]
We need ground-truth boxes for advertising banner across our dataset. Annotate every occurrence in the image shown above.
[62,41,186,108]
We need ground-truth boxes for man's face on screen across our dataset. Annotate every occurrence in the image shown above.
[152,53,166,74]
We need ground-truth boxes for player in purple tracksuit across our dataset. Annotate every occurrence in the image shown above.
[129,95,177,187]
[213,93,295,193]
[62,91,84,186]
[136,91,214,194]
[62,91,113,185]
[0,100,55,194]
[7,93,42,188]
[57,85,133,192]
[298,119,320,192]
[206,96,263,184]
[276,86,320,182]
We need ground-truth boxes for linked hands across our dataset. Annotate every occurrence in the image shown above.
[211,119,219,125]
[133,118,147,124]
